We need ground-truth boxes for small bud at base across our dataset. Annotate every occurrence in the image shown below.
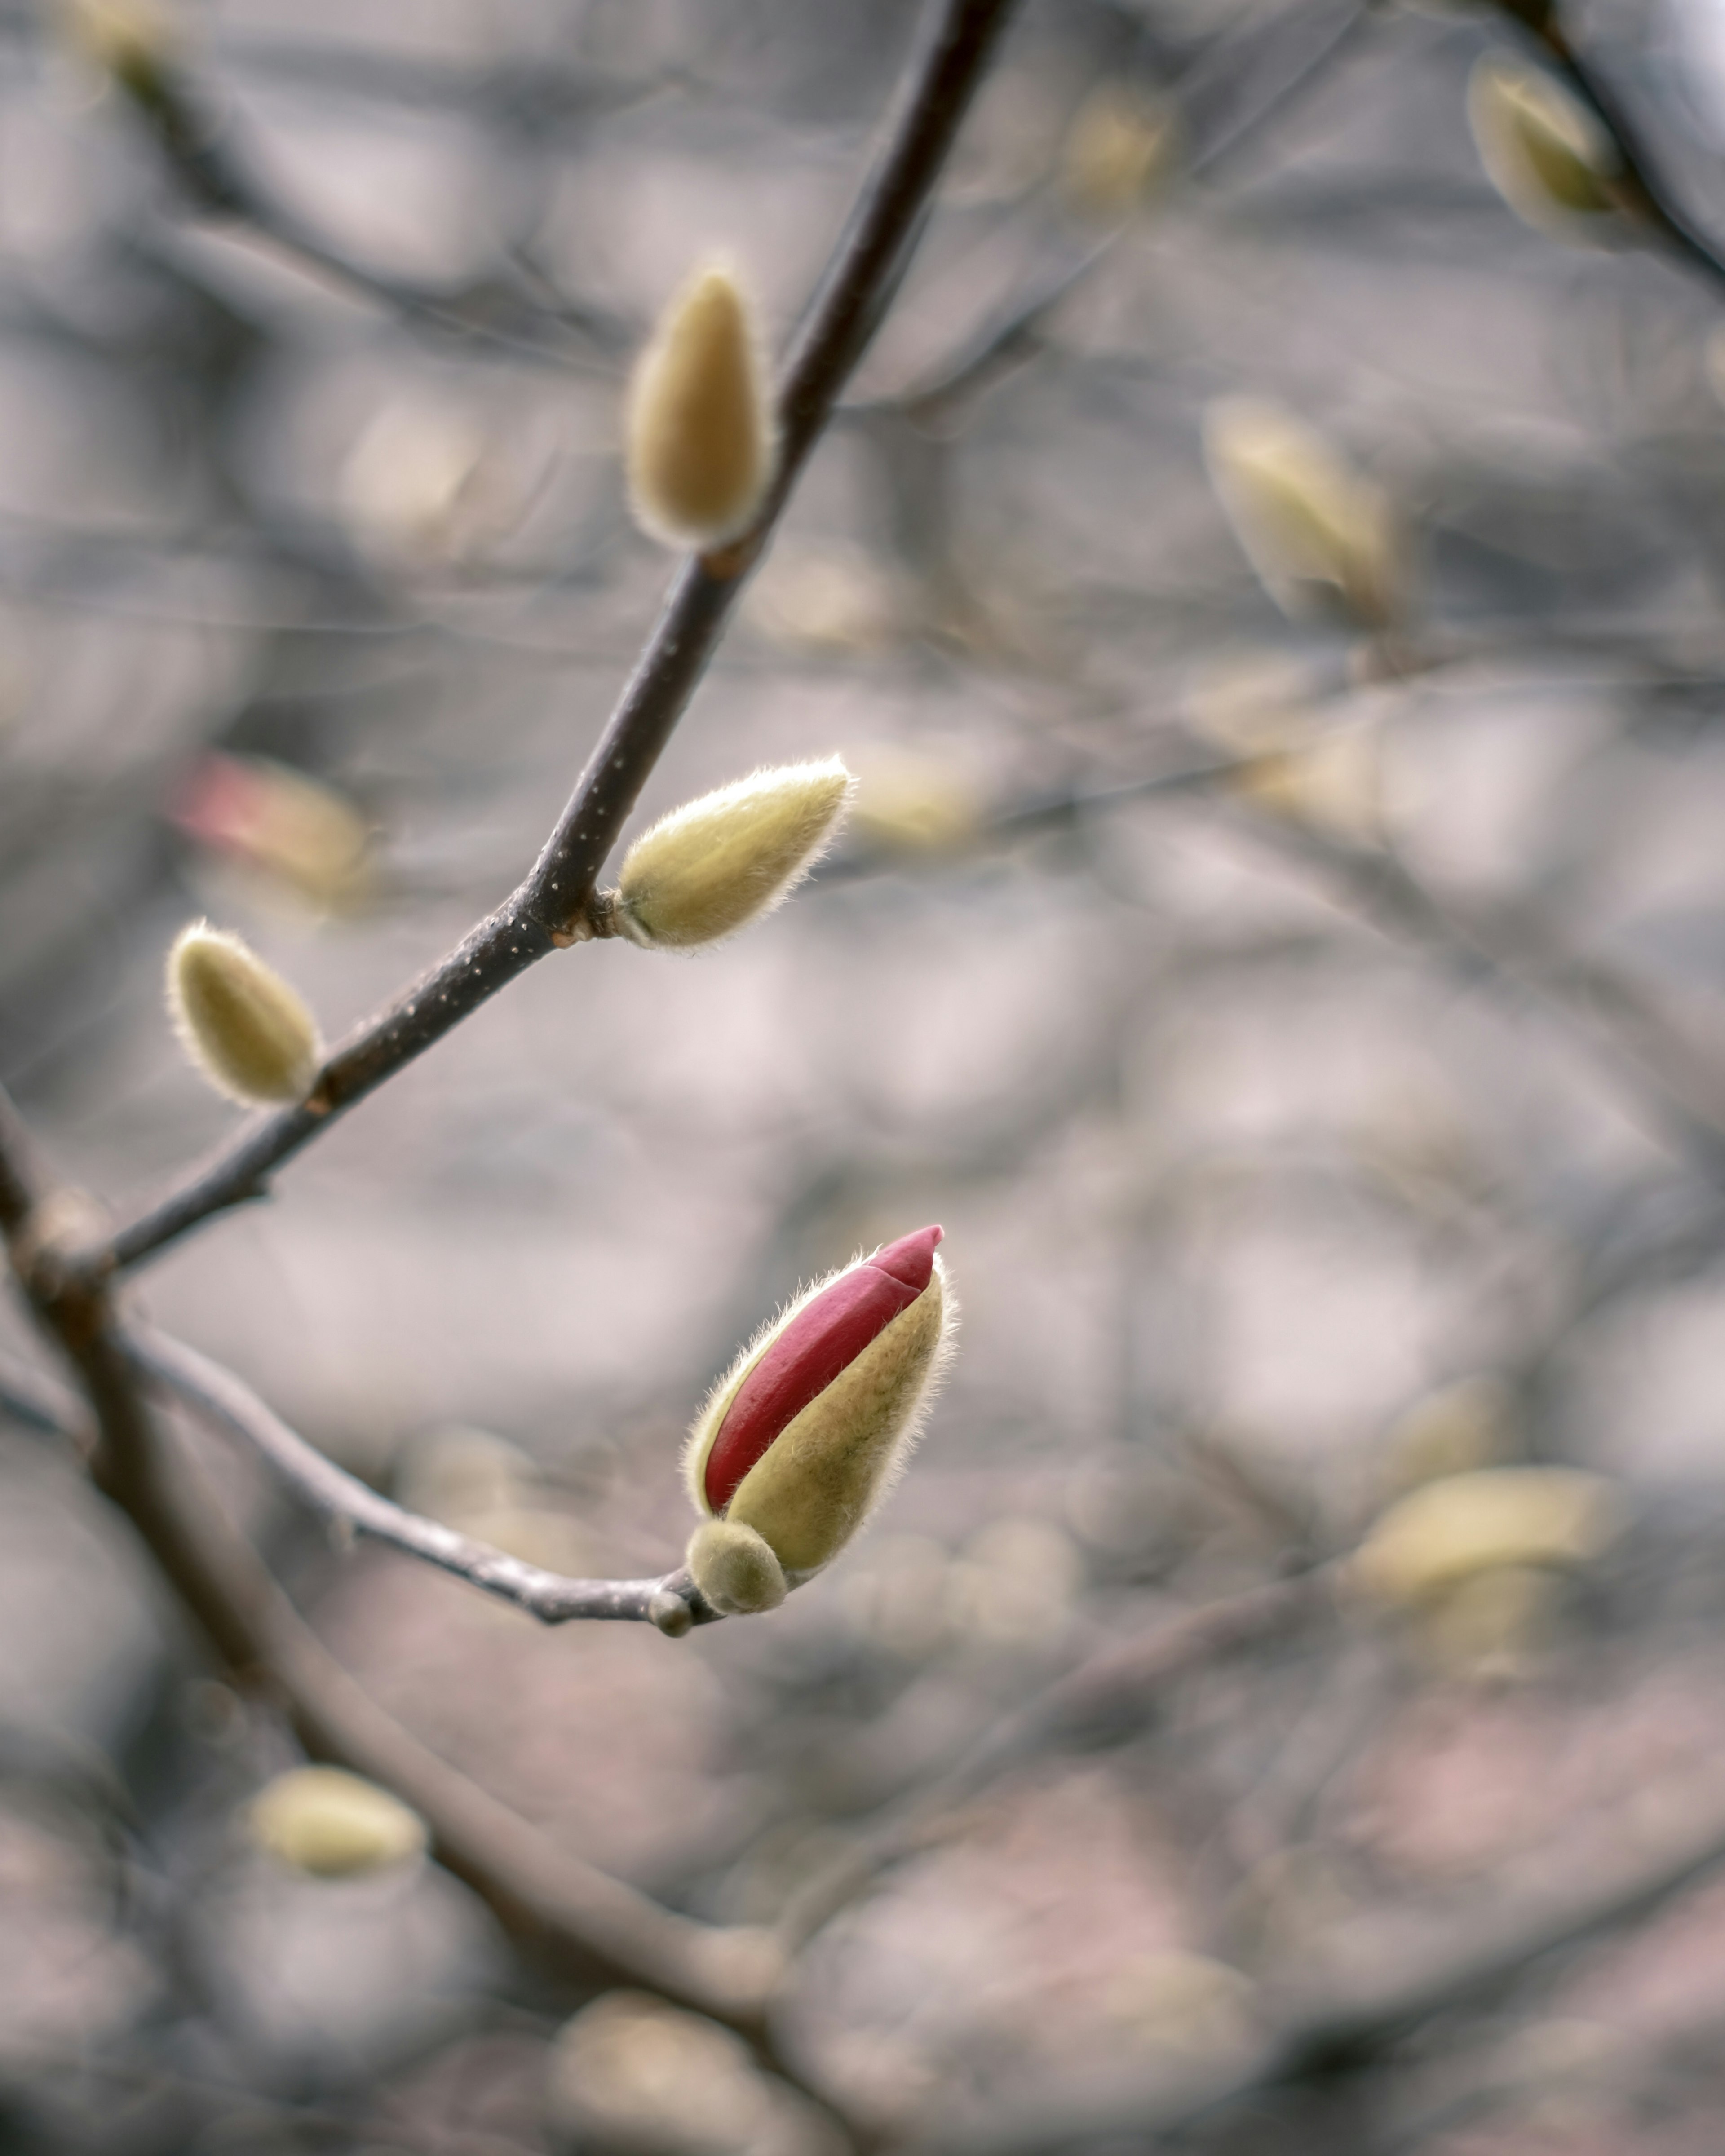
[615,757,854,951]
[626,264,777,552]
[166,922,324,1106]
[686,1519,788,1615]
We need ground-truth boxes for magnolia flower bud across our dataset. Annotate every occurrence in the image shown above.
[1058,85,1173,221]
[626,264,776,552]
[1467,57,1619,237]
[615,756,854,951]
[1203,398,1401,630]
[247,1766,426,1878]
[166,921,324,1105]
[1349,1467,1621,1606]
[685,1225,955,1615]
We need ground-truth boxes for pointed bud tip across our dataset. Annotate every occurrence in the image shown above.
[872,1224,943,1292]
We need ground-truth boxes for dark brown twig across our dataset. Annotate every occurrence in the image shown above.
[81,0,1020,1286]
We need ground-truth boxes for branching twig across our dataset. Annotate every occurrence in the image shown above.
[79,0,1019,1287]
[125,1324,710,1633]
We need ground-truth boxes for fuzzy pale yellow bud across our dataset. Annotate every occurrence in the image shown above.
[1349,1467,1621,1606]
[1058,85,1173,220]
[615,756,854,951]
[626,265,776,552]
[247,1767,426,1878]
[1203,398,1401,630]
[684,1226,955,1613]
[1467,57,1619,235]
[63,0,176,101]
[686,1519,788,1616]
[166,921,323,1105]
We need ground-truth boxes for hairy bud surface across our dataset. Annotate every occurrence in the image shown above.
[685,1225,955,1614]
[166,922,324,1105]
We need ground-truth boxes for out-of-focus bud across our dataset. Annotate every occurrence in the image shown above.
[626,264,776,553]
[546,1992,823,2156]
[166,920,324,1106]
[685,1225,955,1615]
[248,1766,426,1878]
[1058,84,1173,220]
[1467,56,1620,237]
[848,749,981,854]
[614,756,854,951]
[1379,1374,1513,1495]
[1349,1466,1621,1605]
[171,753,373,913]
[1203,398,1402,630]
[62,0,176,105]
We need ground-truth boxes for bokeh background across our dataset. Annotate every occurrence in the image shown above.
[11,0,1725,2147]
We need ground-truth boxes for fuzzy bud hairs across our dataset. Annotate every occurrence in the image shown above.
[626,262,777,553]
[166,922,324,1106]
[685,1225,956,1616]
[614,756,854,951]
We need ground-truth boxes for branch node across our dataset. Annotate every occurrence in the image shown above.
[648,1587,696,1637]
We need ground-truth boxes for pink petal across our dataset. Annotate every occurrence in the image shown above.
[704,1225,943,1513]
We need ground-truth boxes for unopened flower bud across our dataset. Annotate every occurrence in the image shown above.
[1203,398,1401,630]
[166,921,324,1105]
[685,1225,955,1614]
[626,263,776,552]
[1058,84,1173,221]
[615,756,854,950]
[247,1766,426,1878]
[1349,1466,1621,1606]
[1467,57,1620,236]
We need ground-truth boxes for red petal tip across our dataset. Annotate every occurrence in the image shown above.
[870,1224,943,1293]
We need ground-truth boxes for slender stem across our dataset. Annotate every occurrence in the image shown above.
[126,1324,709,1632]
[84,0,1020,1285]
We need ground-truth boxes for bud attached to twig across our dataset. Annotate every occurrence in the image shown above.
[1467,57,1620,236]
[247,1766,426,1878]
[626,263,776,552]
[685,1225,955,1614]
[614,756,854,951]
[166,921,324,1105]
[1203,398,1401,629]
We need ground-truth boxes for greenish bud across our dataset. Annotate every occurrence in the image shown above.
[1203,398,1402,630]
[166,921,324,1106]
[1467,57,1620,234]
[615,757,854,951]
[247,1766,426,1878]
[626,263,777,553]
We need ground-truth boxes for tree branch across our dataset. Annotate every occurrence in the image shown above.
[78,0,1020,1287]
[124,1323,710,1634]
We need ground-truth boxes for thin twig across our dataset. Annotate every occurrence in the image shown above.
[904,1754,1725,2154]
[126,1324,709,1633]
[81,0,1020,1286]
[0,1347,85,1442]
[778,1566,1336,1953]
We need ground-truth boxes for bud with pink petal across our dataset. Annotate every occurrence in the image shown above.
[685,1226,955,1615]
